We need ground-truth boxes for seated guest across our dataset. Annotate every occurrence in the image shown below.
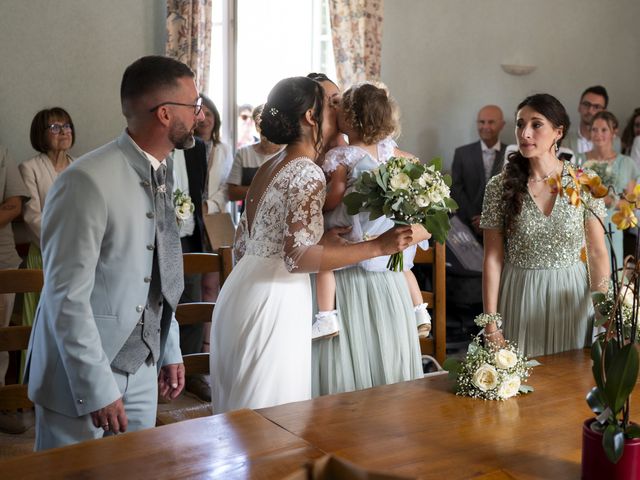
[199,94,233,216]
[621,107,640,165]
[451,105,506,240]
[227,105,284,203]
[565,85,621,154]
[19,107,75,330]
[0,146,29,434]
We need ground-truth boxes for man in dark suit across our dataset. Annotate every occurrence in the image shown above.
[173,139,210,400]
[451,105,506,241]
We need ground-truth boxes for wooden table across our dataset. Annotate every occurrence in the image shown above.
[0,409,323,479]
[258,349,640,480]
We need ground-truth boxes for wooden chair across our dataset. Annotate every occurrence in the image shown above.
[0,269,43,411]
[412,242,446,366]
[157,248,232,425]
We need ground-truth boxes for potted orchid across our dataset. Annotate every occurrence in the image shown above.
[550,166,640,478]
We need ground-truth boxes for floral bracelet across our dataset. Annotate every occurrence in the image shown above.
[474,313,503,329]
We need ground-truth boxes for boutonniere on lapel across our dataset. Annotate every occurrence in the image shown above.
[173,189,195,223]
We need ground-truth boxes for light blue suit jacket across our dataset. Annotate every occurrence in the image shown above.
[24,132,182,417]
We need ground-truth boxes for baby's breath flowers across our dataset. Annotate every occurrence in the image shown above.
[343,157,457,271]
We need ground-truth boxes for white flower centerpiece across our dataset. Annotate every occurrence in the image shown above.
[443,314,540,401]
[173,188,195,223]
[343,156,458,271]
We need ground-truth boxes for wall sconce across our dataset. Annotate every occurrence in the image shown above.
[500,64,536,76]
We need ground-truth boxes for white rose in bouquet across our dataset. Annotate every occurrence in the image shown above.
[497,375,521,399]
[415,194,430,208]
[428,189,443,204]
[494,349,518,369]
[472,364,499,391]
[389,172,411,191]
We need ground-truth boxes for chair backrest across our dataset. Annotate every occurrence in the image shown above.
[0,269,42,411]
[178,247,233,376]
[412,242,446,366]
[182,248,233,287]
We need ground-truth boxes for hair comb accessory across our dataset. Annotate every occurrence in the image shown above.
[269,107,279,116]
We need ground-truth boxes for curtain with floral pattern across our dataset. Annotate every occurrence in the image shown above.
[165,0,212,93]
[328,0,384,88]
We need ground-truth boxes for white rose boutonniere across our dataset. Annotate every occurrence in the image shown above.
[495,349,518,369]
[173,189,195,223]
[472,364,499,392]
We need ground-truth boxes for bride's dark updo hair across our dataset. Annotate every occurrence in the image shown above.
[260,76,324,153]
[503,93,570,234]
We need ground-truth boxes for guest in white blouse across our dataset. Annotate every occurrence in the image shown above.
[19,107,75,329]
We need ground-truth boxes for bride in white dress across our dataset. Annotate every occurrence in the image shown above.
[210,76,420,413]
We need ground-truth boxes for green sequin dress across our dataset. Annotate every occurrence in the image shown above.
[480,162,607,357]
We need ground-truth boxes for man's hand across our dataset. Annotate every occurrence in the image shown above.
[91,397,127,433]
[158,363,185,400]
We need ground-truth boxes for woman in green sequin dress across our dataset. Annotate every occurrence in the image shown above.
[480,94,610,357]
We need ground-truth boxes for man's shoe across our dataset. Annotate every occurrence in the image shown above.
[185,375,211,402]
[0,409,34,434]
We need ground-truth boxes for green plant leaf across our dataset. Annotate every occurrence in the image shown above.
[592,291,607,305]
[591,341,605,393]
[442,358,461,374]
[428,157,443,171]
[604,343,640,415]
[603,424,625,464]
[442,173,452,187]
[444,197,459,211]
[343,192,367,215]
[423,211,451,244]
[404,162,423,180]
[626,425,640,438]
[586,386,605,414]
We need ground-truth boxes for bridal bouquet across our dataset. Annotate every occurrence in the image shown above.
[343,156,457,271]
[443,338,538,400]
[173,189,195,222]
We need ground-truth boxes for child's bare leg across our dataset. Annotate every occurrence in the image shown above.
[313,271,340,340]
[404,271,431,338]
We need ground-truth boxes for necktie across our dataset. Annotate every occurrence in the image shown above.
[153,164,184,309]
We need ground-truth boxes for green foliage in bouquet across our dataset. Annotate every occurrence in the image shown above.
[342,156,458,270]
[443,337,539,401]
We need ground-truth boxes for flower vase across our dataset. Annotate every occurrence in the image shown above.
[582,419,640,479]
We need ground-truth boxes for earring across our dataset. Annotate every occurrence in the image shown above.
[555,142,559,153]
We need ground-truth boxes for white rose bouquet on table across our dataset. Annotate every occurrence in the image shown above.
[173,189,195,223]
[443,336,539,401]
[343,156,457,271]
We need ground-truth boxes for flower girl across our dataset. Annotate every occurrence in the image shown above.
[313,82,431,340]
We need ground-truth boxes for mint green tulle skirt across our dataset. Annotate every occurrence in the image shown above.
[499,261,593,358]
[312,267,423,396]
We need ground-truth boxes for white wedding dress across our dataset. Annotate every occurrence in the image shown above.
[210,154,325,413]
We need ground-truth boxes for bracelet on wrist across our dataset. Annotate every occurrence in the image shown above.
[484,329,503,338]
[474,312,503,328]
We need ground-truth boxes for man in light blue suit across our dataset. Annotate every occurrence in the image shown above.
[24,56,204,450]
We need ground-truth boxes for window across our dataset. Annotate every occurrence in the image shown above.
[208,0,336,147]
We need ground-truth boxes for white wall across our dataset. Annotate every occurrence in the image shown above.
[0,0,166,164]
[382,0,640,170]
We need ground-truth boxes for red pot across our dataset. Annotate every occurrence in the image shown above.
[582,418,640,479]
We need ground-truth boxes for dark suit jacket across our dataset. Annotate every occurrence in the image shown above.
[451,140,506,228]
[182,139,208,253]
